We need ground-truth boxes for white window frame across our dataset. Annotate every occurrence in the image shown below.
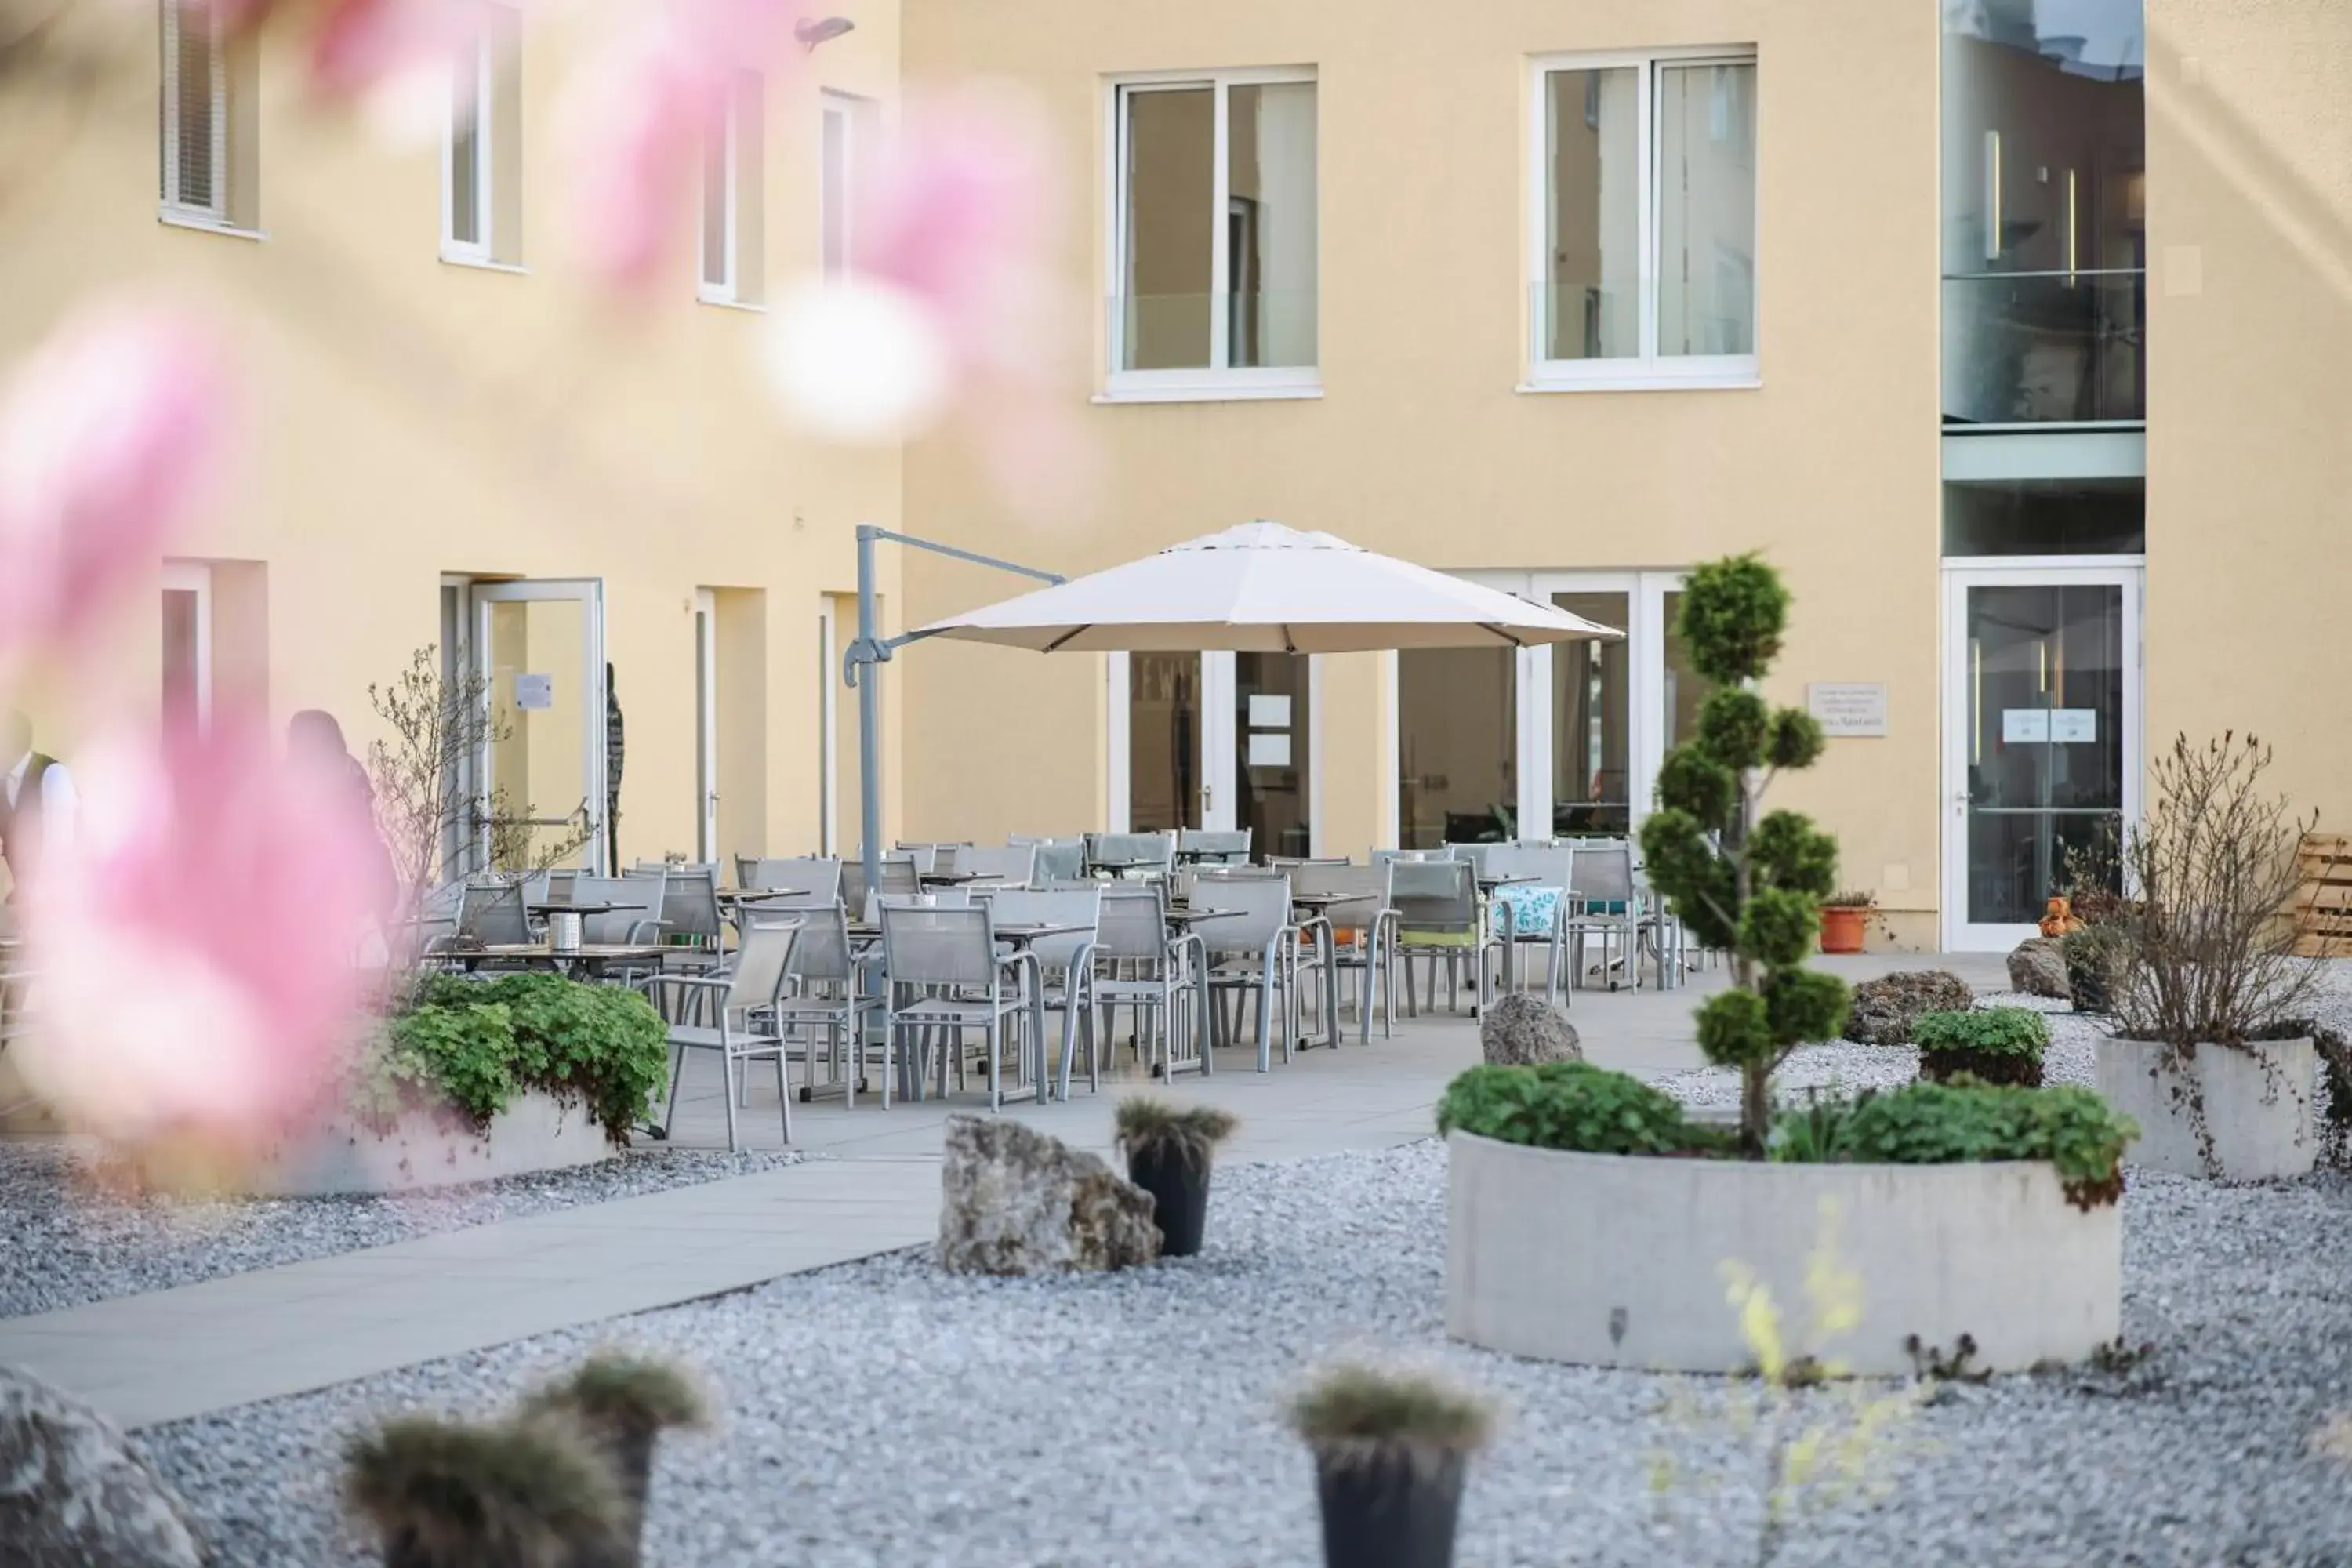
[699,93,742,303]
[161,561,215,730]
[159,0,228,227]
[440,20,495,264]
[1525,46,1759,394]
[1103,66,1321,403]
[818,91,860,284]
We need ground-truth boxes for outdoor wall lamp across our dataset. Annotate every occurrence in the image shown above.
[796,16,855,50]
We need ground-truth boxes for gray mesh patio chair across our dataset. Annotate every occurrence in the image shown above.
[960,844,1038,886]
[1027,840,1086,884]
[878,901,1040,1109]
[1388,858,1497,1016]
[1085,831,1175,879]
[842,855,918,916]
[458,877,534,946]
[1178,827,1253,865]
[1092,884,1207,1081]
[646,918,802,1150]
[571,875,664,946]
[544,869,576,903]
[1291,861,1396,1042]
[1191,873,1301,1072]
[985,887,1103,1099]
[644,866,724,970]
[740,856,842,899]
[1448,842,1497,877]
[1371,848,1449,867]
[773,902,884,1106]
[1482,844,1576,1004]
[1564,840,1644,991]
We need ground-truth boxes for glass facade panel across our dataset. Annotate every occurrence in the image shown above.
[1661,590,1714,753]
[1121,87,1215,371]
[1225,82,1318,369]
[1944,478,2145,556]
[1656,63,1757,357]
[1399,648,1515,848]
[1129,652,1201,833]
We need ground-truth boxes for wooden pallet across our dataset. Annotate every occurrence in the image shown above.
[2292,833,2352,956]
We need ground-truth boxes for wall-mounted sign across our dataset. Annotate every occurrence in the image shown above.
[1247,695,1291,728]
[515,672,554,711]
[1806,682,1887,738]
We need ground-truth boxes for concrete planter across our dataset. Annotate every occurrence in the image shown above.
[2096,1036,2317,1182]
[1444,1131,2119,1375]
[245,1091,617,1196]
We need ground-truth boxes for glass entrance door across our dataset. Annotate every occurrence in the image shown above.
[1232,653,1312,857]
[1942,566,2140,949]
[474,579,608,873]
[1127,652,1205,834]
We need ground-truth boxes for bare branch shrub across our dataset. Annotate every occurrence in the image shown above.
[2111,732,2316,1050]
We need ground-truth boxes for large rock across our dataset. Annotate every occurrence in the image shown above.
[938,1116,1160,1275]
[1479,993,1582,1065]
[1842,970,1976,1046]
[0,1365,207,1567]
[2007,938,2072,1000]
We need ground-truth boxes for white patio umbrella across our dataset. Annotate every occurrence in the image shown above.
[909,521,1621,653]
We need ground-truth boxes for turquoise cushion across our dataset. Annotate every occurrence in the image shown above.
[1490,887,1563,937]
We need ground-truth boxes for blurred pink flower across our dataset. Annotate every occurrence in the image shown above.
[14,710,383,1151]
[0,302,229,677]
[564,0,806,293]
[766,82,1091,519]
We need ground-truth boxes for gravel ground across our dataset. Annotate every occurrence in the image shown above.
[140,1138,2352,1568]
[0,1141,801,1318]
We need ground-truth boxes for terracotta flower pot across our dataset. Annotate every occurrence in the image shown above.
[1819,906,1867,954]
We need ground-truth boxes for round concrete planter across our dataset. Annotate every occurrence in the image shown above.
[245,1091,618,1196]
[2095,1035,2317,1182]
[1444,1131,2120,1375]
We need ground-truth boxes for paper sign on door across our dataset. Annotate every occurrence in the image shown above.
[2001,709,2049,744]
[2049,709,2097,743]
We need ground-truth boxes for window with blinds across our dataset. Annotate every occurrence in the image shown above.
[159,0,227,220]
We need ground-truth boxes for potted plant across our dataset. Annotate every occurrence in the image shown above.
[1114,1098,1237,1258]
[1443,557,2134,1374]
[1818,891,1875,955]
[2096,732,2321,1181]
[343,1412,624,1568]
[1286,1360,1496,1568]
[518,1352,708,1566]
[1915,1007,2048,1087]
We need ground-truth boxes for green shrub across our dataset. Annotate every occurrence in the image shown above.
[2059,924,2126,1014]
[1436,1062,1724,1157]
[365,975,669,1145]
[1820,1079,2137,1209]
[1914,1007,2048,1088]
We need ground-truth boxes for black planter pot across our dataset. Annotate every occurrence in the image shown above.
[1126,1145,1213,1256]
[1314,1450,1466,1568]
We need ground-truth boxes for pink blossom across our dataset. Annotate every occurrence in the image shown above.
[0,303,229,675]
[13,710,384,1151]
[564,0,807,293]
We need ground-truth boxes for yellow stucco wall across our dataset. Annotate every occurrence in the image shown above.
[0,2,908,869]
[898,0,1945,932]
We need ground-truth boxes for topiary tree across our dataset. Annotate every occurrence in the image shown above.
[1639,555,1849,1155]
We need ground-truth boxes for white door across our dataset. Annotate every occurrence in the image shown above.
[473,579,608,873]
[1941,563,2141,951]
[694,590,718,863]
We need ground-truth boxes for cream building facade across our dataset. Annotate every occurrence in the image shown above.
[3,0,2347,952]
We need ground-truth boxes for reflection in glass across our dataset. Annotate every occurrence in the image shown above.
[1661,591,1714,753]
[1121,87,1215,370]
[1226,82,1318,369]
[1657,63,1756,357]
[700,118,729,288]
[449,52,482,248]
[162,589,201,727]
[1552,596,1629,835]
[1235,654,1311,858]
[1943,478,2144,557]
[1130,652,1201,833]
[1399,648,1515,848]
[1963,584,2125,925]
[1543,67,1638,361]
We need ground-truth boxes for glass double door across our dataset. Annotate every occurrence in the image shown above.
[1123,651,1313,858]
[1942,565,2140,950]
[474,579,608,873]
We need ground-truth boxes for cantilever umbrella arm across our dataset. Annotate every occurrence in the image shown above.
[843,525,1063,902]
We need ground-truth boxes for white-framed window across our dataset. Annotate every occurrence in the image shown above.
[1528,48,1758,391]
[441,5,521,267]
[818,90,861,282]
[701,72,766,304]
[161,561,215,731]
[1106,67,1319,401]
[159,0,228,225]
[442,20,494,261]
